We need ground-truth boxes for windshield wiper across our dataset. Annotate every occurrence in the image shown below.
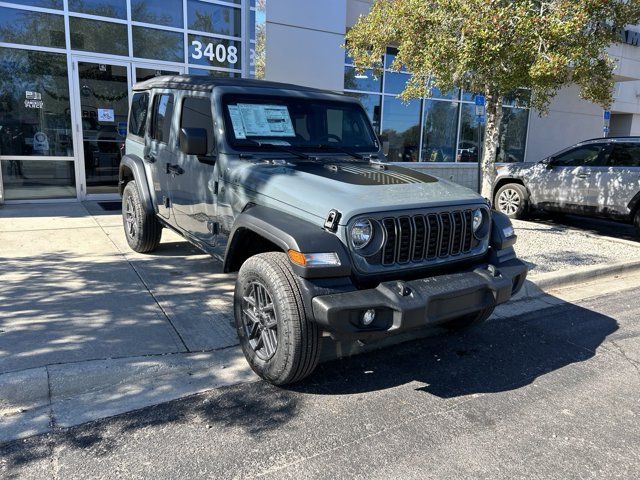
[312,144,365,160]
[243,140,312,160]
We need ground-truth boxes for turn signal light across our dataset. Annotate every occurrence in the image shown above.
[287,250,341,267]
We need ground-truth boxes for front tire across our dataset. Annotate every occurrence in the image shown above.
[234,252,321,385]
[494,183,528,219]
[122,180,162,253]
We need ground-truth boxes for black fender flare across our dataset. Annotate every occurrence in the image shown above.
[223,205,352,278]
[119,155,154,214]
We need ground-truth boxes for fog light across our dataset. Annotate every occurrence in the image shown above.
[362,309,376,326]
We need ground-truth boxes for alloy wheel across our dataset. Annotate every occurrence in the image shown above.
[242,280,278,360]
[498,188,521,216]
[124,196,137,239]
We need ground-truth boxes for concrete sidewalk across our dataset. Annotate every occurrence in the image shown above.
[1,202,640,443]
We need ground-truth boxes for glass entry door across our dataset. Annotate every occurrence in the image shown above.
[73,59,131,198]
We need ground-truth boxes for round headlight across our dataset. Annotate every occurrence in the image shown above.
[472,209,484,233]
[351,219,373,249]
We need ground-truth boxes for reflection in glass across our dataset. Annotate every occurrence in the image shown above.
[0,7,65,48]
[497,107,529,163]
[344,67,381,93]
[188,34,241,70]
[188,68,240,78]
[68,0,126,19]
[0,48,72,156]
[77,62,129,194]
[421,100,459,162]
[382,97,421,162]
[135,68,180,83]
[458,103,484,162]
[384,72,410,95]
[8,0,63,8]
[345,93,381,132]
[188,0,241,37]
[132,26,184,62]
[131,0,183,28]
[1,160,75,199]
[70,17,128,56]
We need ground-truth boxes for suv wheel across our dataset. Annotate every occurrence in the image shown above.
[234,252,321,385]
[442,306,495,331]
[494,183,528,219]
[122,180,162,253]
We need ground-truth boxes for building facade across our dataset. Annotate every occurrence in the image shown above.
[1,0,640,202]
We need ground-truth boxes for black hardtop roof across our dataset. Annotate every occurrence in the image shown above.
[132,75,333,94]
[579,136,640,144]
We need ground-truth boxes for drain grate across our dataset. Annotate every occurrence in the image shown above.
[97,201,122,211]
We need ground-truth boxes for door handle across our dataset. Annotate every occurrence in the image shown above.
[576,173,590,178]
[144,153,156,163]
[166,163,184,175]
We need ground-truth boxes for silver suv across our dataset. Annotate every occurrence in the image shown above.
[494,137,640,230]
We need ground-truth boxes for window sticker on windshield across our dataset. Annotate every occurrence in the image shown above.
[237,104,296,137]
[227,105,247,139]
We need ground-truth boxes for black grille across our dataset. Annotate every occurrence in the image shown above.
[380,210,476,266]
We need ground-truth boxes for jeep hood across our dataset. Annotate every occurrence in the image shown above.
[228,159,484,225]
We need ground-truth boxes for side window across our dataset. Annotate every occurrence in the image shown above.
[608,144,640,167]
[180,97,214,154]
[553,145,603,167]
[129,92,149,138]
[152,93,174,144]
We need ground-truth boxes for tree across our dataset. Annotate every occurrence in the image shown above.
[346,0,640,200]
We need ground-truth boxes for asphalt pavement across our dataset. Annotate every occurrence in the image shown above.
[2,284,639,479]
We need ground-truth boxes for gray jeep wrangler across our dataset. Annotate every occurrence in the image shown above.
[119,75,527,385]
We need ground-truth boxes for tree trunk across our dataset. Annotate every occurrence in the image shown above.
[480,94,503,202]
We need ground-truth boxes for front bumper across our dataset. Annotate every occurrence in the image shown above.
[311,258,527,339]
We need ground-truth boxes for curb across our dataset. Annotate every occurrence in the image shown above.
[3,258,640,443]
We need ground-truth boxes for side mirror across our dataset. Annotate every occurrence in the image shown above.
[544,157,555,169]
[379,134,390,156]
[179,127,208,157]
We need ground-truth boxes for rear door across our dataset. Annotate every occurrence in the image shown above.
[147,92,177,220]
[171,94,219,245]
[592,142,640,217]
[531,144,605,212]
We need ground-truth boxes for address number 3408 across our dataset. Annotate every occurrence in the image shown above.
[191,40,238,65]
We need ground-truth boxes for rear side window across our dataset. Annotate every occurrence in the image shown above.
[152,93,174,143]
[128,92,149,138]
[180,97,215,155]
[553,145,604,167]
[608,144,640,167]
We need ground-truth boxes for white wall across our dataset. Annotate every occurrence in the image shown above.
[264,0,347,91]
[525,85,603,162]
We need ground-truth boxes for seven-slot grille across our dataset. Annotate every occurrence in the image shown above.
[380,210,476,265]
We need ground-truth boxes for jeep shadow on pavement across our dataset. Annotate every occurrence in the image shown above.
[118,75,528,385]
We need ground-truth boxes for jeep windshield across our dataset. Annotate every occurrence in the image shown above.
[221,94,379,155]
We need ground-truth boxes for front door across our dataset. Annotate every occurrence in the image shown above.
[73,59,131,198]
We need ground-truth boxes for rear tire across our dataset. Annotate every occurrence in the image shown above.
[234,252,321,385]
[494,183,528,219]
[122,180,162,253]
[442,306,495,331]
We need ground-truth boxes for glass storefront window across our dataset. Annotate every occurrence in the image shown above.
[497,107,529,163]
[0,48,73,156]
[188,34,241,70]
[8,0,63,8]
[1,160,75,199]
[70,17,128,56]
[382,97,421,162]
[344,67,381,93]
[421,100,459,163]
[384,72,411,95]
[131,0,183,28]
[345,92,381,132]
[458,103,484,163]
[68,0,126,19]
[188,68,240,78]
[0,7,65,49]
[188,0,242,37]
[132,26,184,62]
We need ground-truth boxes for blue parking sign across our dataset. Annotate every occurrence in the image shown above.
[475,95,485,106]
[603,110,611,121]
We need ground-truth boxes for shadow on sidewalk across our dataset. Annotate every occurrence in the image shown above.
[0,294,618,478]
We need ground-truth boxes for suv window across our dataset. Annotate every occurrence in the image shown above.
[180,97,214,155]
[608,143,640,167]
[152,93,174,144]
[552,144,604,167]
[128,92,149,138]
